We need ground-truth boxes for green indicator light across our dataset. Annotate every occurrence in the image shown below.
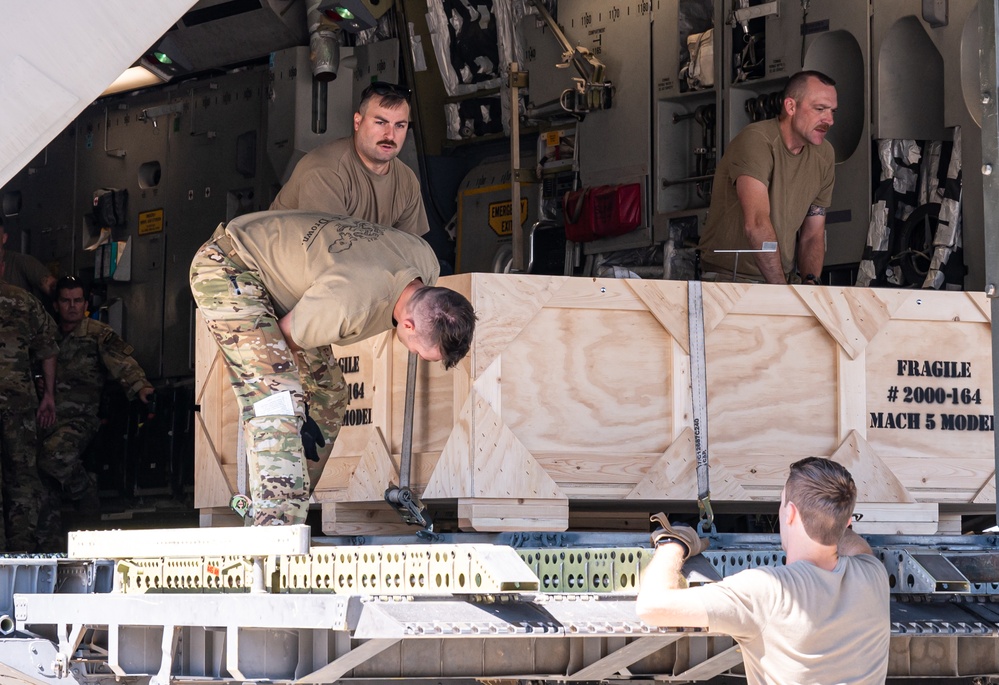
[153,52,173,65]
[334,6,355,19]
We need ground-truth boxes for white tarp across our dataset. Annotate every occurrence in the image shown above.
[0,0,196,188]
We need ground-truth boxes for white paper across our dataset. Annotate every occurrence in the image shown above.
[253,390,296,417]
[409,23,427,72]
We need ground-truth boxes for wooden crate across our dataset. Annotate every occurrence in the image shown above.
[690,284,994,507]
[195,276,995,535]
[193,313,388,514]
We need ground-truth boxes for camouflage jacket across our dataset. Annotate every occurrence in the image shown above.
[0,283,58,403]
[56,318,151,417]
[2,251,52,301]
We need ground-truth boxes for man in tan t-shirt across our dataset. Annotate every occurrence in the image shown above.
[270,82,430,237]
[698,71,837,284]
[189,211,474,526]
[636,457,890,685]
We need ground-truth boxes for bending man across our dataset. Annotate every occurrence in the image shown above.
[190,211,475,525]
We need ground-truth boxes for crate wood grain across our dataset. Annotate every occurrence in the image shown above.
[194,276,995,534]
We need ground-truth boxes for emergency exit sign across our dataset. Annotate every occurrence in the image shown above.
[487,198,528,236]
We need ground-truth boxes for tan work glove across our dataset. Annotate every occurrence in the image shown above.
[650,512,711,559]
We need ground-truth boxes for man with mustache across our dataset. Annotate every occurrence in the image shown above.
[270,81,429,237]
[697,71,837,284]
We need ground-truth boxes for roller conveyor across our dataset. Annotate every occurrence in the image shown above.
[2,527,999,683]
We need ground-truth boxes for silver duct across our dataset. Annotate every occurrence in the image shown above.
[307,0,341,81]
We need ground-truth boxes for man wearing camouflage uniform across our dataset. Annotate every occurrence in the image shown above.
[0,280,57,552]
[0,217,56,301]
[190,210,476,526]
[36,277,154,550]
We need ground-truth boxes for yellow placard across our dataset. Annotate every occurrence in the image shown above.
[138,209,164,235]
[487,198,529,236]
[544,130,560,146]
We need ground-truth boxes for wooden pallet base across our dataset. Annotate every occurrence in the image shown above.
[198,496,971,537]
[311,500,953,537]
[937,513,962,535]
[852,503,939,535]
[198,507,244,528]
[321,502,418,536]
[457,498,568,532]
[568,509,653,532]
[319,498,572,535]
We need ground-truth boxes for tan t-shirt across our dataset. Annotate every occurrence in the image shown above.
[693,554,890,685]
[224,210,440,350]
[699,119,835,278]
[270,136,430,237]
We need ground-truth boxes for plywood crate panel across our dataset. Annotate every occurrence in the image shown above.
[325,274,692,532]
[194,275,995,534]
[687,283,994,513]
[194,315,447,508]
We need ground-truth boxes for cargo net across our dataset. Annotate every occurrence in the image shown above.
[857,132,964,289]
[426,0,535,139]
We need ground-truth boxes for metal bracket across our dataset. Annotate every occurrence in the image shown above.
[384,484,430,528]
[922,0,949,28]
[730,0,779,27]
[509,68,529,89]
[54,622,85,678]
[712,240,777,280]
[138,101,185,127]
[513,167,537,183]
[527,0,612,114]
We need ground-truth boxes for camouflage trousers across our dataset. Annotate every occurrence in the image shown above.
[36,414,101,551]
[190,227,348,526]
[0,399,43,552]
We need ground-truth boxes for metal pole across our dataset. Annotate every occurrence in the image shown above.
[510,61,524,272]
[979,0,999,523]
[399,351,418,489]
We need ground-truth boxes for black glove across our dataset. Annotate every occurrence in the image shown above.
[300,405,326,462]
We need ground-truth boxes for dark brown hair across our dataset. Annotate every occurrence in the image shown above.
[411,286,476,370]
[784,457,856,545]
[779,70,836,120]
[56,275,85,299]
[359,81,411,114]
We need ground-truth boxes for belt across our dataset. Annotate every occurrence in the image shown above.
[211,226,249,271]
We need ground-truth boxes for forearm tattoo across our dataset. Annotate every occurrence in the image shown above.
[806,205,826,217]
